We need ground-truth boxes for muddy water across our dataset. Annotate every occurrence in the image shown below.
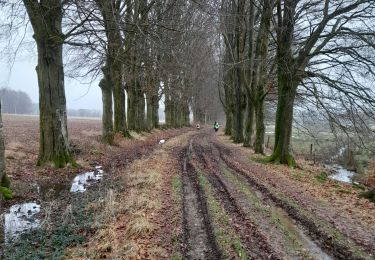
[326,147,356,183]
[328,164,355,183]
[2,166,104,243]
[70,166,104,193]
[3,202,41,243]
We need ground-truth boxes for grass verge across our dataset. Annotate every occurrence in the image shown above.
[197,171,247,259]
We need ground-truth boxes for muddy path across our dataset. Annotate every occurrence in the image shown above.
[214,143,372,259]
[181,130,373,260]
[211,140,373,259]
[191,138,280,259]
[181,139,221,259]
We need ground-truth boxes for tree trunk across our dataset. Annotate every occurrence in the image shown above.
[269,73,298,166]
[243,0,256,147]
[232,69,245,143]
[36,40,72,167]
[253,0,273,154]
[23,0,72,167]
[224,72,233,135]
[151,94,159,129]
[97,0,128,137]
[0,102,4,185]
[127,86,137,130]
[254,100,265,153]
[137,89,146,131]
[112,65,127,136]
[243,91,254,147]
[99,67,114,144]
[0,101,9,188]
[0,102,11,199]
[146,94,153,130]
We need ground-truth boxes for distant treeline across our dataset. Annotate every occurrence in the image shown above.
[0,88,101,117]
[67,109,101,118]
[0,88,35,114]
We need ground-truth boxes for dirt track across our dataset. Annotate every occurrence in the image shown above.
[178,130,374,259]
[3,120,375,259]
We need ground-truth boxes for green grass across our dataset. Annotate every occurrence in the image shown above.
[171,175,183,260]
[220,165,306,254]
[172,175,182,193]
[198,171,247,259]
[315,172,328,183]
[0,186,13,199]
[3,178,123,259]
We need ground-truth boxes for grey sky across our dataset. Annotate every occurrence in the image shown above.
[0,56,102,111]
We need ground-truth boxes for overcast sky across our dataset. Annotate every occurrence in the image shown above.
[0,53,102,111]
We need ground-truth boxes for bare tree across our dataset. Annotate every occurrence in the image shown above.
[22,0,72,167]
[253,0,274,154]
[269,0,375,166]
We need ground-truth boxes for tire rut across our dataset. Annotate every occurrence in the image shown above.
[181,138,221,260]
[212,140,370,260]
[191,140,280,260]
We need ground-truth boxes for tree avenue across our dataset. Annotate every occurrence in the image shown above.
[0,0,373,176]
[220,0,375,166]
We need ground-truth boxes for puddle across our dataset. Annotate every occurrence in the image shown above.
[3,202,41,243]
[2,166,104,244]
[70,166,104,193]
[327,164,355,183]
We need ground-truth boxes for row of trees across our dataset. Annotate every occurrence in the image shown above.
[219,0,375,166]
[0,88,34,114]
[0,0,223,169]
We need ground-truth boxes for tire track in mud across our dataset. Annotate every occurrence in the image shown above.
[181,138,221,260]
[191,140,281,260]
[211,140,370,260]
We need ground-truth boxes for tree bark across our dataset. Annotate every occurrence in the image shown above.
[243,97,254,147]
[268,0,298,166]
[254,0,273,154]
[269,73,298,166]
[243,0,256,147]
[97,0,129,137]
[0,101,9,188]
[127,86,137,130]
[99,66,114,144]
[0,101,11,199]
[23,0,72,167]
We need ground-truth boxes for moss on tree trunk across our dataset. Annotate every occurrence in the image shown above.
[0,101,12,199]
[98,0,129,138]
[243,98,254,147]
[268,74,297,167]
[23,0,73,167]
[99,67,114,144]
[254,100,265,154]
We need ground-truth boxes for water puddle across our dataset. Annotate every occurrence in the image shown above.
[327,164,355,183]
[2,166,105,244]
[70,166,104,193]
[4,202,41,243]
